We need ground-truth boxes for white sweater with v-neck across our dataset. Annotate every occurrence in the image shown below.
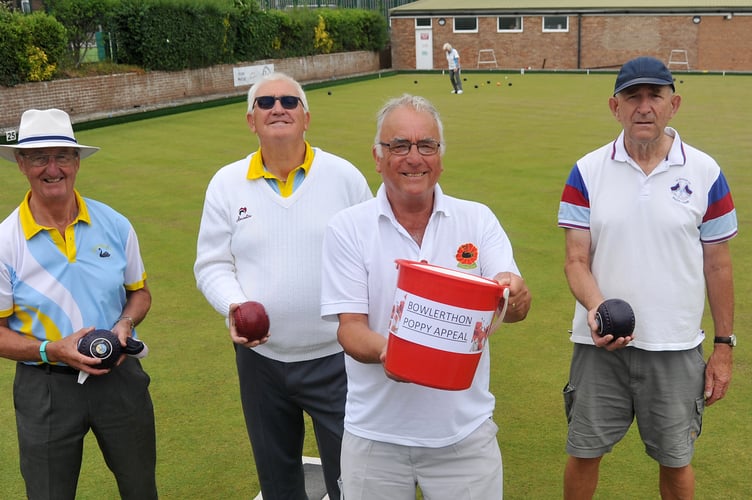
[195,147,372,362]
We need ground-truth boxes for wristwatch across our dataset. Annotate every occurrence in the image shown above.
[714,334,737,347]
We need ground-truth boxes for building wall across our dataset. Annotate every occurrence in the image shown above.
[1,51,381,133]
[392,14,752,72]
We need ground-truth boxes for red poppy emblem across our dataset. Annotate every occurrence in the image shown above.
[456,243,478,269]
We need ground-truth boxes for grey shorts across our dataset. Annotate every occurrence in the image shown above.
[563,343,706,467]
[340,418,502,499]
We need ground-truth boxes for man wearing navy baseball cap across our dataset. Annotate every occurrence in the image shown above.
[613,55,675,95]
[558,56,737,498]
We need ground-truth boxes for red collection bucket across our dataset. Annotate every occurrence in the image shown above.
[384,259,508,390]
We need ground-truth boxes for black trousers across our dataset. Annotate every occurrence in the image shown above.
[236,347,346,500]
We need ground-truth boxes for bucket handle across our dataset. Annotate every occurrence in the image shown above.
[489,286,511,334]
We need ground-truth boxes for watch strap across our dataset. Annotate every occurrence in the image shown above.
[714,335,736,347]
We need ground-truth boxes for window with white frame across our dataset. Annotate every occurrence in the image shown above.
[454,17,478,33]
[543,15,568,32]
[498,16,523,32]
[415,18,431,28]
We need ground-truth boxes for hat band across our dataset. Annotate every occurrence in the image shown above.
[18,135,79,145]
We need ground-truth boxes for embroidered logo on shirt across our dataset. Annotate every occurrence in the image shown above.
[97,247,111,258]
[237,207,252,222]
[670,178,693,204]
[455,243,478,269]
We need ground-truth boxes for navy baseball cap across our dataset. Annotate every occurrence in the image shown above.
[613,56,675,95]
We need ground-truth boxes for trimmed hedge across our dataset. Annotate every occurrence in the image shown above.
[0,0,388,85]
[107,0,234,70]
[107,0,387,71]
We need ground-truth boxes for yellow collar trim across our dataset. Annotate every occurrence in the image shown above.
[247,141,314,181]
[20,190,91,240]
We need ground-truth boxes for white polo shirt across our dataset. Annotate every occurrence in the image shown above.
[446,48,460,70]
[321,183,519,447]
[558,128,737,350]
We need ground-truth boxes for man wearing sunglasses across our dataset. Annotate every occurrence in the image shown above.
[320,94,531,499]
[195,72,371,500]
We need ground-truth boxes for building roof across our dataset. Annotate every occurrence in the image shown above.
[391,0,752,15]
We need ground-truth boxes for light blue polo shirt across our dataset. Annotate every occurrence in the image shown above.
[0,190,146,350]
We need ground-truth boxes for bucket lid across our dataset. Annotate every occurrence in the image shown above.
[395,259,504,311]
[395,259,502,288]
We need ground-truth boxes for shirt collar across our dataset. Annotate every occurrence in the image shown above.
[611,127,687,167]
[20,189,90,240]
[246,141,314,180]
[376,183,449,222]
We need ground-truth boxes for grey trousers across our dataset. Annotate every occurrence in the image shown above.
[14,358,157,500]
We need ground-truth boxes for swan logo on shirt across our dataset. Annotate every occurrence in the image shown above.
[237,207,252,222]
[670,178,693,204]
[97,247,111,258]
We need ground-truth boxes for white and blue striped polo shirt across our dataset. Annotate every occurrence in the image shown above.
[558,128,737,350]
[0,190,146,349]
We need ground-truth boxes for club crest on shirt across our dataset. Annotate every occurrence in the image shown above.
[96,246,111,258]
[236,207,252,222]
[670,178,693,204]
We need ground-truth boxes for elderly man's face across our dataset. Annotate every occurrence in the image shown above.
[609,84,681,146]
[247,79,310,145]
[373,106,443,207]
[17,147,80,202]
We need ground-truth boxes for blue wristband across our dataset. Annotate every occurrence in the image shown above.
[39,340,50,364]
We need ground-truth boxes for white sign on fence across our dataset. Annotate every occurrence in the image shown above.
[233,64,275,87]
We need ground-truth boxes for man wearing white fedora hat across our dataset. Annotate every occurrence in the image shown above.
[0,109,158,499]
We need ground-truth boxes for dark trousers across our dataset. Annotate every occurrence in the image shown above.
[14,358,157,500]
[236,347,346,500]
[449,69,463,91]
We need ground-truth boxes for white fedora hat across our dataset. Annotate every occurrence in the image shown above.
[0,109,99,162]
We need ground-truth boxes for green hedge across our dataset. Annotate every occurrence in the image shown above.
[0,6,67,86]
[107,0,234,70]
[0,0,388,85]
[107,0,387,71]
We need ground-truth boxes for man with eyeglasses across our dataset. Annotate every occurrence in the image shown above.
[320,94,531,499]
[194,72,371,499]
[0,109,157,499]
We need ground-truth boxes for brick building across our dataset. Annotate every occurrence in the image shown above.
[389,0,752,72]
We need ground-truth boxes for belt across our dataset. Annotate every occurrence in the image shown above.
[25,363,79,375]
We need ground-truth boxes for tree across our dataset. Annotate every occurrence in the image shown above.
[44,0,113,67]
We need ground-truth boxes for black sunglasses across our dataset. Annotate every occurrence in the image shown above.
[254,95,302,110]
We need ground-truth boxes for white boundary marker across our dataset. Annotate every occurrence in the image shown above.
[253,456,329,500]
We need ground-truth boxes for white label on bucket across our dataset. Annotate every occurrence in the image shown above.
[388,290,495,354]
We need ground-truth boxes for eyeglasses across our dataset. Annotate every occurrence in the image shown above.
[20,152,79,167]
[254,95,302,110]
[378,139,441,156]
